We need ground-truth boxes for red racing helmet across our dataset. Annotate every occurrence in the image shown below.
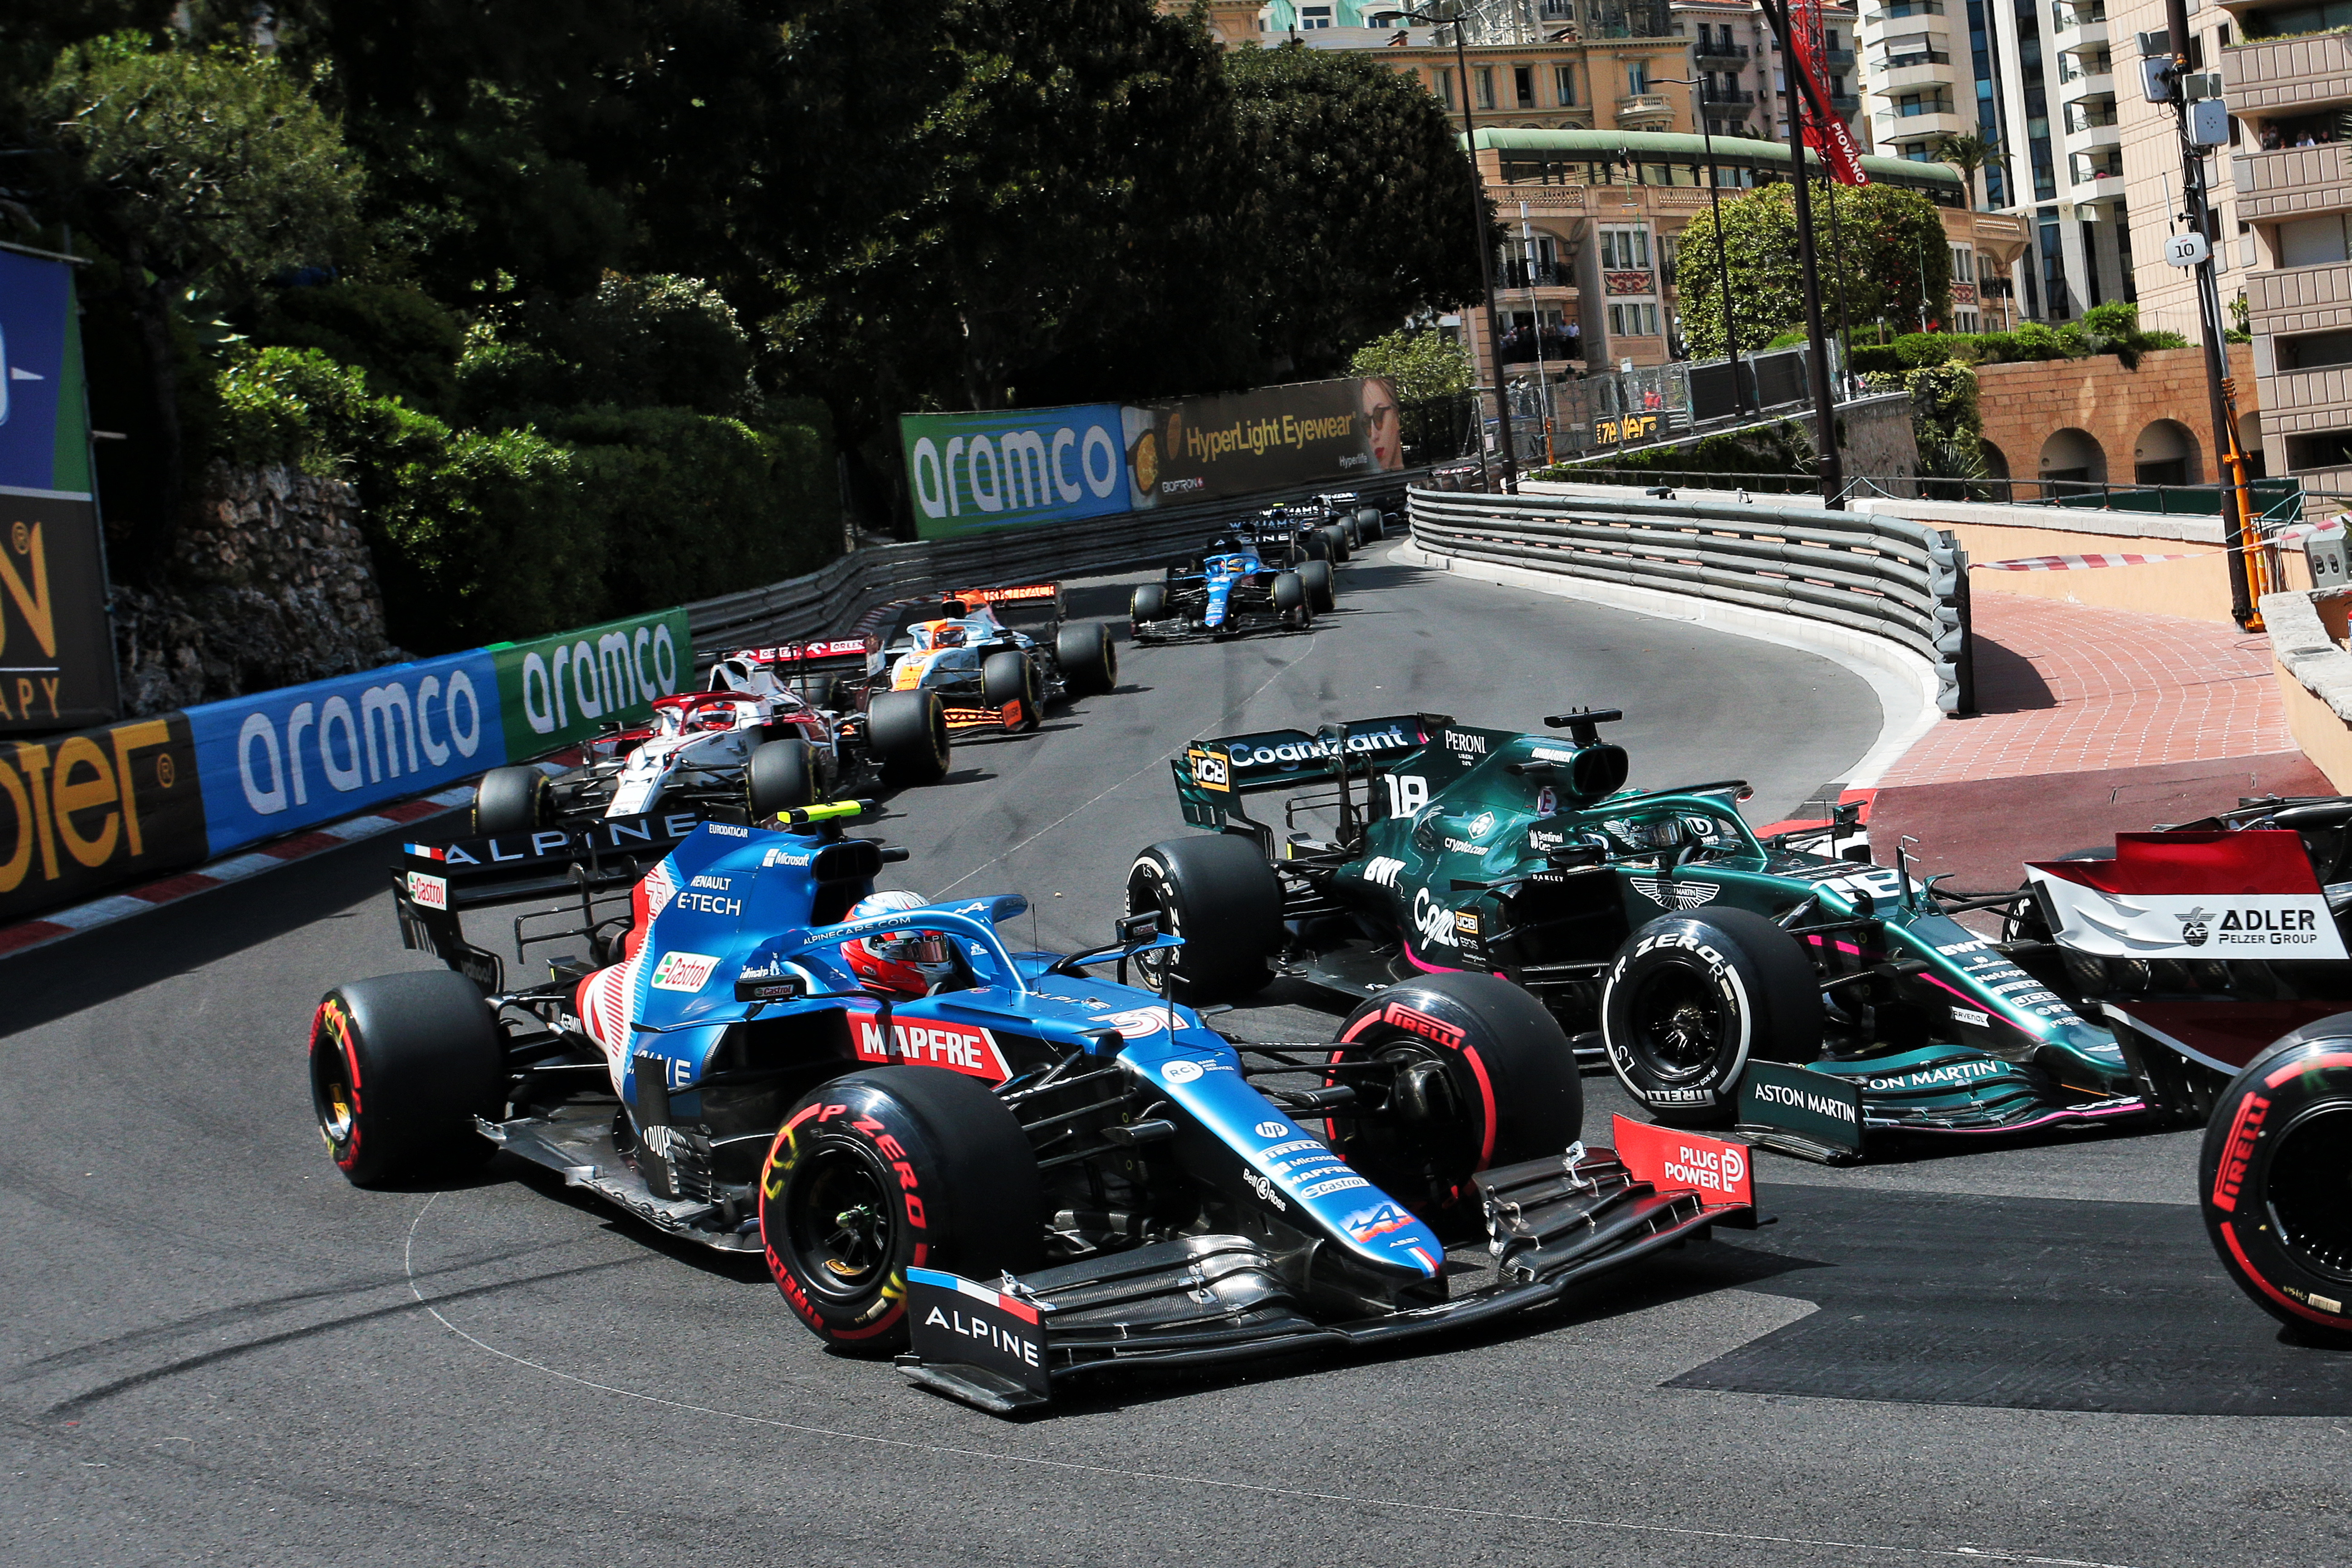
[840,891,956,997]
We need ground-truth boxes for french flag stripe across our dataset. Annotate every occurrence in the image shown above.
[907,1267,1040,1323]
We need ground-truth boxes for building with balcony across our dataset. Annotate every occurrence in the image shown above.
[1668,3,1867,146]
[1851,0,2134,328]
[1461,127,2029,389]
[2159,10,2352,489]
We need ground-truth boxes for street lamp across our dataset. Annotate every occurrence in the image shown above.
[1650,76,1750,418]
[1369,5,1518,492]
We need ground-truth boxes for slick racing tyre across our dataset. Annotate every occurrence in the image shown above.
[1356,506,1384,542]
[1299,558,1336,616]
[867,690,950,786]
[981,649,1042,729]
[1130,582,1167,633]
[472,765,550,838]
[2201,1025,2352,1347]
[1271,570,1311,627]
[1127,835,1284,1000]
[1298,529,1329,563]
[746,737,816,819]
[309,970,504,1185]
[1323,525,1352,563]
[1328,972,1583,1240]
[1601,909,1822,1127]
[1055,621,1119,697]
[759,1068,1042,1354]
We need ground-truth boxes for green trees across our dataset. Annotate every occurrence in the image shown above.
[6,8,1488,646]
[1672,182,1952,358]
[1350,329,1475,402]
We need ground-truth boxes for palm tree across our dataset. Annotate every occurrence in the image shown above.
[1933,130,2001,211]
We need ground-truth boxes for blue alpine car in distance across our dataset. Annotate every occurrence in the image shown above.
[1130,508,1340,641]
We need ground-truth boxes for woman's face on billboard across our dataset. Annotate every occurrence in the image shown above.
[1362,379,1402,470]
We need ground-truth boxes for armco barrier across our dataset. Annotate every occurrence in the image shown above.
[0,605,690,925]
[1406,485,1973,713]
[686,469,1430,654]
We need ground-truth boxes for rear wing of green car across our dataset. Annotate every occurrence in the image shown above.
[1171,712,1526,836]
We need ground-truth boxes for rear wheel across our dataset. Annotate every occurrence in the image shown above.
[1127,835,1284,1000]
[472,766,549,838]
[1271,571,1310,628]
[1328,973,1583,1240]
[981,649,1041,729]
[1055,622,1119,697]
[2201,1025,2352,1347]
[1601,909,1822,1127]
[745,738,816,818]
[1299,559,1336,615]
[309,971,504,1184]
[1299,529,1329,563]
[867,690,950,786]
[758,1068,1042,1353]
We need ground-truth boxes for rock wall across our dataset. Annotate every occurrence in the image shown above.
[113,463,404,716]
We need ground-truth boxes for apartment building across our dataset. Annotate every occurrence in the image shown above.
[2124,1,2333,489]
[1857,0,2132,323]
[1670,1,1866,146]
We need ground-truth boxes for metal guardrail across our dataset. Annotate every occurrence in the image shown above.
[684,470,1433,657]
[1406,485,1975,713]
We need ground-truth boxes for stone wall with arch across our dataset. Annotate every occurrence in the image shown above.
[1974,344,2259,500]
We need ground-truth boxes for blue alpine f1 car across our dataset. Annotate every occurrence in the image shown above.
[1130,509,1342,641]
[313,801,1755,1412]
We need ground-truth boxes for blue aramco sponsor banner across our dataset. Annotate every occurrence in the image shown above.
[185,651,508,856]
[899,403,1130,539]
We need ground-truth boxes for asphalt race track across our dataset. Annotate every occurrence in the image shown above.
[7,544,2348,1568]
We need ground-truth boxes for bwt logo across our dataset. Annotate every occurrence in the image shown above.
[909,422,1124,519]
[237,672,488,817]
[519,624,681,735]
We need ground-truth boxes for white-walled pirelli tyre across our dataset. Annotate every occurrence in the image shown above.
[1126,835,1284,1000]
[1328,972,1583,1240]
[1300,558,1336,615]
[1601,909,1823,1127]
[472,765,549,838]
[1357,506,1384,541]
[2201,1025,2352,1347]
[1055,621,1119,696]
[867,690,950,786]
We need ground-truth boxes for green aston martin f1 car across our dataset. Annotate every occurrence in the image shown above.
[1127,708,2156,1164]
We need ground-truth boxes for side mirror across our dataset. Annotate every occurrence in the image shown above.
[1116,911,1160,945]
[735,965,806,1003]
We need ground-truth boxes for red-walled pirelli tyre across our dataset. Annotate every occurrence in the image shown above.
[758,1068,1042,1354]
[1327,972,1583,1240]
[1601,909,1823,1128]
[309,971,504,1185]
[2201,1024,2352,1346]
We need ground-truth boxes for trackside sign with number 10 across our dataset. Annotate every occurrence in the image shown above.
[2165,232,2210,268]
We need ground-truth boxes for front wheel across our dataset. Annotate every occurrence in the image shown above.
[1130,582,1168,633]
[472,765,549,838]
[1055,622,1119,697]
[745,737,816,818]
[866,690,950,787]
[1357,506,1384,542]
[1271,570,1310,627]
[309,970,504,1184]
[1601,909,1822,1127]
[1127,835,1284,1000]
[1323,525,1351,563]
[2201,1026,2352,1347]
[981,649,1041,729]
[758,1068,1042,1353]
[1328,973,1583,1240]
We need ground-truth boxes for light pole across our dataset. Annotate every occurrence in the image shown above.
[1651,76,1749,418]
[1372,6,1517,492]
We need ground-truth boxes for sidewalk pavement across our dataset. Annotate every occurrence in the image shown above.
[1862,594,2330,891]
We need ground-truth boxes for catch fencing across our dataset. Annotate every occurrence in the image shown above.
[686,469,1431,656]
[1406,485,1973,713]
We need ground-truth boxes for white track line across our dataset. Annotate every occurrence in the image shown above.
[403,1196,2136,1568]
